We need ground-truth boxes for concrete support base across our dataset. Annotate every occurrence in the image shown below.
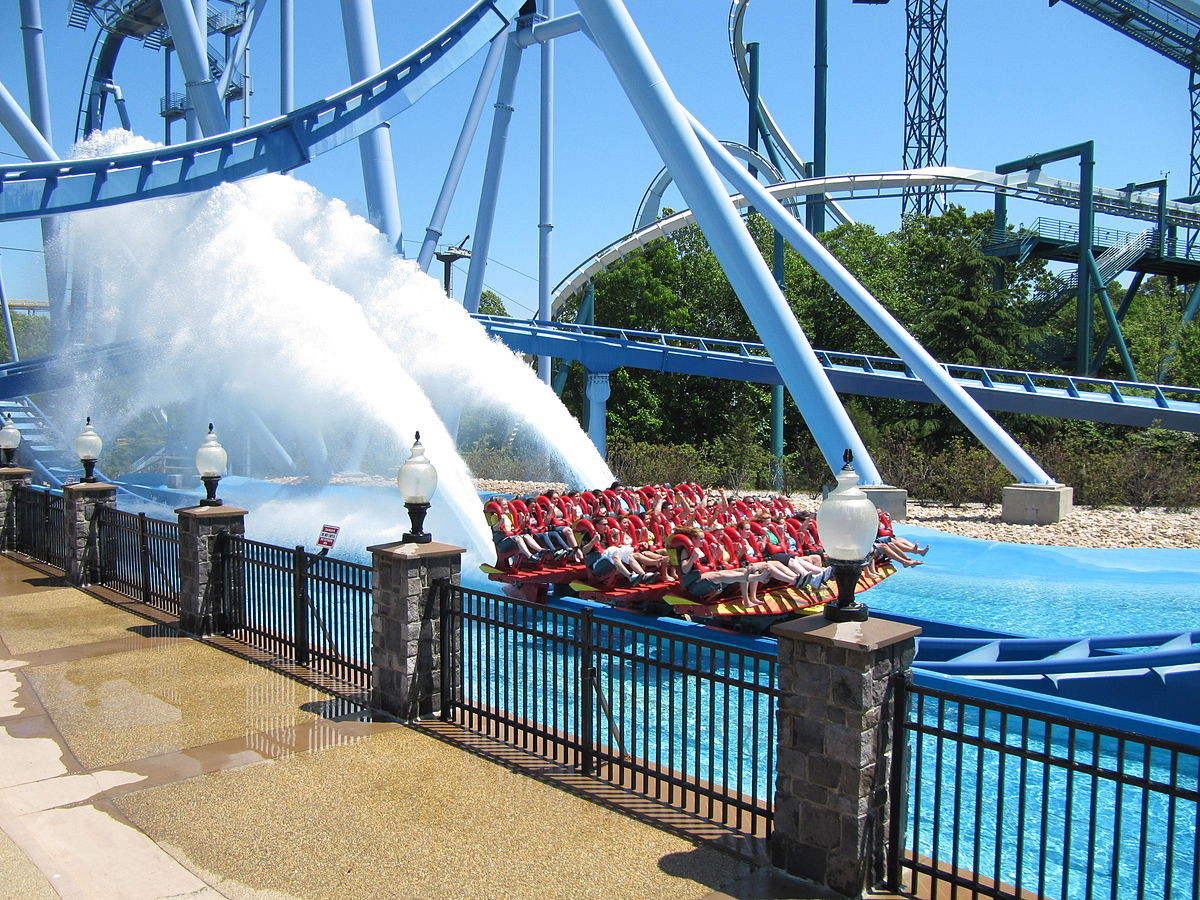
[1001,483,1073,525]
[862,485,907,521]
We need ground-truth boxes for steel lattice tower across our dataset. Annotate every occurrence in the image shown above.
[902,0,947,217]
[1191,69,1200,199]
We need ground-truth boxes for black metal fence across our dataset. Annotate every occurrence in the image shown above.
[441,584,777,837]
[895,676,1200,900]
[13,485,66,570]
[223,537,373,691]
[95,507,181,614]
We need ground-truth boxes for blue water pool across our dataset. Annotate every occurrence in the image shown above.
[865,524,1200,638]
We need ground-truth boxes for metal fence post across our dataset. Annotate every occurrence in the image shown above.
[439,579,454,722]
[886,670,913,892]
[292,545,310,665]
[137,512,152,605]
[579,610,595,776]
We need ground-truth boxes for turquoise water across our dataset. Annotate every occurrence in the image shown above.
[867,524,1200,638]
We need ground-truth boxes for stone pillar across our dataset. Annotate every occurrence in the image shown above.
[369,540,464,721]
[64,482,117,586]
[0,468,32,550]
[585,371,611,457]
[1001,482,1073,525]
[771,615,921,899]
[176,505,247,635]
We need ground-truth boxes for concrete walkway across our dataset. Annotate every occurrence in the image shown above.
[0,554,842,900]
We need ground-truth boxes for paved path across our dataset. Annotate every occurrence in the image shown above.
[0,555,843,900]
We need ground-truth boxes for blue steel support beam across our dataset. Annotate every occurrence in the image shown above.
[18,0,65,356]
[341,0,404,251]
[586,371,611,457]
[691,117,1056,486]
[538,0,556,384]
[0,80,57,162]
[418,34,506,273]
[280,0,294,114]
[18,0,52,147]
[575,0,879,483]
[808,0,828,234]
[161,0,230,137]
[464,30,525,314]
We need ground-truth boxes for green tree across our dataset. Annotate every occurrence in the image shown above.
[478,289,509,317]
[0,313,50,364]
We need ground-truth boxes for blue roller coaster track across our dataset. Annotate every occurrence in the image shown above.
[4,326,1197,433]
[0,0,524,222]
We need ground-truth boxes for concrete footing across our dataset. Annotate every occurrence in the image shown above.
[1001,483,1073,525]
[862,485,907,521]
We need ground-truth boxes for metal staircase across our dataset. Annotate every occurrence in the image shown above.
[1050,0,1200,69]
[1022,227,1155,325]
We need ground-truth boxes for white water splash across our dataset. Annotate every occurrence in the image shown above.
[58,130,612,559]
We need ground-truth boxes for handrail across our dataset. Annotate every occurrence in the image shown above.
[472,314,1200,407]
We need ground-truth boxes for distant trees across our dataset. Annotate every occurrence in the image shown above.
[549,204,1200,495]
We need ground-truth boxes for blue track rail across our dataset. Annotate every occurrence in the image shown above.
[1,324,1195,433]
[0,0,523,223]
[473,315,1200,431]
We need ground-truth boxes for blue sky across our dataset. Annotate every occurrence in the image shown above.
[0,1,1190,314]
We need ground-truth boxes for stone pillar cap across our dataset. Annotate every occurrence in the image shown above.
[368,540,466,559]
[176,505,249,518]
[772,615,921,652]
[63,481,118,495]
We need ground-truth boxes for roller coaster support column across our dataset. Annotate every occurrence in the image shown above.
[161,0,230,137]
[748,41,787,491]
[577,0,877,483]
[17,0,65,354]
[418,35,506,273]
[585,371,611,457]
[691,116,1056,490]
[465,28,526,314]
[538,1,556,385]
[998,143,1101,376]
[341,0,404,251]
[809,0,828,235]
[280,0,293,114]
[0,81,55,163]
[552,281,593,398]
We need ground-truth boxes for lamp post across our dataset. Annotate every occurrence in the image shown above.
[74,417,103,483]
[816,449,879,623]
[397,431,438,543]
[195,423,228,507]
[0,415,21,467]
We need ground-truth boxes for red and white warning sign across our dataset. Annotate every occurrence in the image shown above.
[316,524,340,549]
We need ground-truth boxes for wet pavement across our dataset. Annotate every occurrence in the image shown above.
[0,554,880,900]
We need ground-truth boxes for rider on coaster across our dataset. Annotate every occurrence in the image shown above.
[673,526,765,607]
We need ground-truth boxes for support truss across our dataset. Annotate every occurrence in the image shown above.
[902,0,947,217]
